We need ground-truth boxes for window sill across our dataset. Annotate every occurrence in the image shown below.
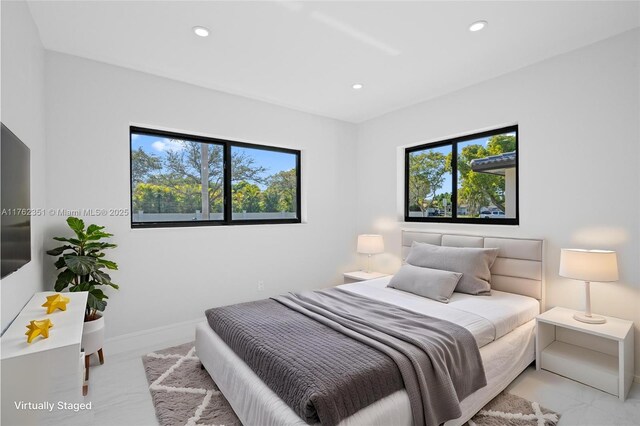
[401,220,520,228]
[130,220,306,230]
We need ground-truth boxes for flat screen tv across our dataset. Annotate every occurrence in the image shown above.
[1,123,31,279]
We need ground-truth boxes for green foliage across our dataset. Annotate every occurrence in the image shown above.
[131,141,297,216]
[131,147,162,185]
[161,141,268,213]
[457,134,516,215]
[263,169,297,212]
[162,141,226,211]
[133,182,205,214]
[408,150,451,215]
[232,169,297,214]
[46,217,119,321]
[232,181,263,213]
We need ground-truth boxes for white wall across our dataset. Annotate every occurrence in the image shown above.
[43,52,358,339]
[0,1,47,332]
[356,29,640,377]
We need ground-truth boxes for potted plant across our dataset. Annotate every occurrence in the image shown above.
[47,217,119,361]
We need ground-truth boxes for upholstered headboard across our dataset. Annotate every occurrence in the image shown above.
[401,230,545,310]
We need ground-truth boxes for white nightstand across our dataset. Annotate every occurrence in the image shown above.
[343,271,389,284]
[536,306,634,401]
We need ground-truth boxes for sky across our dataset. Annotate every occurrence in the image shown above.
[131,133,296,188]
[410,131,516,197]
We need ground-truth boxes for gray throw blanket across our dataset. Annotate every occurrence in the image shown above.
[205,288,486,426]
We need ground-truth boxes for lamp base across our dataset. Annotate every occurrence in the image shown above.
[573,313,606,324]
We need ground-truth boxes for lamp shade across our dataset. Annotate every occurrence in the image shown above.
[559,249,618,282]
[357,234,384,254]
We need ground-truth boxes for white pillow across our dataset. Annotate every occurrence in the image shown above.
[387,265,462,303]
[405,242,499,295]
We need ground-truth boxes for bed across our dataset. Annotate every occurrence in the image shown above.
[196,231,545,426]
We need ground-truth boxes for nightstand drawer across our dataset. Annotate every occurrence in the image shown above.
[541,341,618,395]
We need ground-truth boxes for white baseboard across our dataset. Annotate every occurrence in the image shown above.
[104,317,205,356]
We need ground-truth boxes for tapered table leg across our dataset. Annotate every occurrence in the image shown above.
[85,355,90,381]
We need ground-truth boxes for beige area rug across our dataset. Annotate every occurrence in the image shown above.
[142,342,241,426]
[468,392,560,426]
[143,342,560,426]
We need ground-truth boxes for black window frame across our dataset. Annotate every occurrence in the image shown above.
[130,126,302,228]
[404,125,519,225]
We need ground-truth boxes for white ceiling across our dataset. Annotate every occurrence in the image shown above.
[27,1,639,123]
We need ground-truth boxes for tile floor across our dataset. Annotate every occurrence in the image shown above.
[506,367,640,425]
[67,336,640,426]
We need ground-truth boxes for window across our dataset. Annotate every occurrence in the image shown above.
[405,125,518,225]
[130,127,301,227]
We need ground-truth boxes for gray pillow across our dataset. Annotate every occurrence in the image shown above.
[405,242,499,295]
[387,265,462,303]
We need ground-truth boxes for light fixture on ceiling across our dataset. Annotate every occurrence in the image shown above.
[193,26,210,37]
[352,83,364,90]
[469,20,487,32]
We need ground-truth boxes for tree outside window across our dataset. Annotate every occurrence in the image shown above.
[130,128,300,227]
[405,126,518,224]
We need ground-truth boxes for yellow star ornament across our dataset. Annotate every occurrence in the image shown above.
[25,319,53,343]
[42,294,70,314]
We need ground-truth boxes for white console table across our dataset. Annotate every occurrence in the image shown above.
[1,291,87,425]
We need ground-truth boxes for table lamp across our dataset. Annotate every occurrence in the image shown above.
[357,234,384,273]
[559,248,618,324]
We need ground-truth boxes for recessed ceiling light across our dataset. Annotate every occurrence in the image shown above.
[352,83,364,90]
[469,20,487,32]
[193,26,210,37]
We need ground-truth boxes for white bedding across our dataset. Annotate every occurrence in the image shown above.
[340,277,539,347]
[195,278,540,426]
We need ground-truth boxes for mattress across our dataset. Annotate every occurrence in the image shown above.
[341,277,539,347]
[195,278,540,426]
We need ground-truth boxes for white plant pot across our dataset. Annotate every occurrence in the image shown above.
[82,315,104,355]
